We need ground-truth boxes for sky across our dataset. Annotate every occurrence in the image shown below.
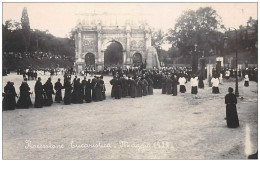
[2,2,258,49]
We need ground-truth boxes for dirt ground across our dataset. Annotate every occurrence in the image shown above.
[2,73,258,159]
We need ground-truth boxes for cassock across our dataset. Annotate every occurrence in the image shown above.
[142,79,149,96]
[198,76,204,89]
[54,81,63,102]
[94,79,103,101]
[85,80,92,103]
[64,80,72,105]
[34,80,44,108]
[91,78,97,101]
[110,78,116,98]
[147,77,154,95]
[129,79,137,98]
[16,82,32,109]
[73,79,83,104]
[172,78,178,96]
[3,82,17,110]
[161,76,167,94]
[225,93,239,128]
[43,80,54,106]
[114,78,122,99]
[121,77,128,97]
[166,77,173,95]
[136,79,143,97]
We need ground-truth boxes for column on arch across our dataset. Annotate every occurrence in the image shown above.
[126,25,131,65]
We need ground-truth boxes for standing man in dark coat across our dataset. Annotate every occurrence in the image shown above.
[96,77,103,101]
[127,76,132,97]
[91,76,97,101]
[129,77,137,98]
[100,76,106,100]
[110,76,117,98]
[81,77,87,101]
[225,87,239,128]
[161,74,167,94]
[34,77,44,108]
[54,78,63,103]
[64,79,72,105]
[85,79,92,103]
[166,75,173,95]
[198,75,204,89]
[74,78,83,104]
[172,75,178,96]
[136,77,143,97]
[3,82,17,110]
[16,79,32,109]
[114,77,122,99]
[142,77,149,96]
[121,75,128,97]
[147,76,154,95]
[43,78,55,106]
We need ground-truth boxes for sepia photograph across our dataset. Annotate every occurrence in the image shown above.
[1,1,258,161]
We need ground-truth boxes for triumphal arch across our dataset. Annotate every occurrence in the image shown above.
[74,13,160,71]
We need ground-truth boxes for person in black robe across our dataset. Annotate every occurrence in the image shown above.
[54,78,63,103]
[161,75,167,94]
[110,76,117,98]
[34,77,44,108]
[73,78,83,104]
[142,77,149,96]
[43,78,54,106]
[81,77,87,102]
[94,77,103,101]
[91,76,97,101]
[85,79,92,103]
[3,82,17,110]
[127,76,132,97]
[136,77,143,97]
[147,76,154,95]
[114,77,123,99]
[121,76,128,98]
[198,75,204,89]
[166,76,173,95]
[172,75,178,96]
[129,77,137,98]
[16,79,32,109]
[64,79,72,105]
[225,87,239,128]
[100,76,106,100]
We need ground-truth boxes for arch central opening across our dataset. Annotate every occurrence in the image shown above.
[104,41,123,67]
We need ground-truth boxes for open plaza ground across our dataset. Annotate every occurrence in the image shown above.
[2,73,258,159]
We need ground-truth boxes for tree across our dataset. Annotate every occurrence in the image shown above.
[167,7,224,59]
[21,7,31,52]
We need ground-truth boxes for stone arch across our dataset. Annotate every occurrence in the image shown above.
[132,52,143,66]
[103,41,124,66]
[85,52,95,67]
[101,39,126,51]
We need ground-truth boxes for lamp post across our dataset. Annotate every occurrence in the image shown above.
[223,33,228,70]
[229,27,239,97]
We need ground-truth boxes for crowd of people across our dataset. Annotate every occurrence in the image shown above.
[2,65,257,131]
[3,73,107,110]
[3,51,74,61]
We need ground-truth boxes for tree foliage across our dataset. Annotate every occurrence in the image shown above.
[2,20,74,56]
[167,7,224,58]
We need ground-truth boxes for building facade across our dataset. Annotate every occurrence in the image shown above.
[74,13,159,71]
